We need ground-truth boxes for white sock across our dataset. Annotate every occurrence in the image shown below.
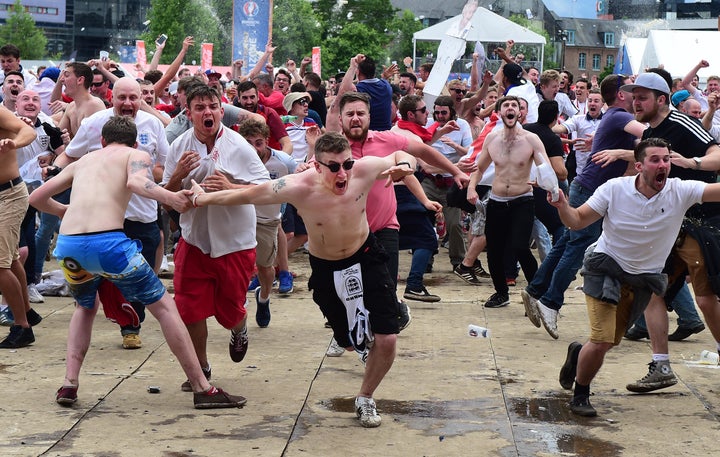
[652,353,670,362]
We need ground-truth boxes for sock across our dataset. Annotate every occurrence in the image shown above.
[573,382,590,400]
[652,353,670,362]
[203,386,218,395]
[258,293,269,303]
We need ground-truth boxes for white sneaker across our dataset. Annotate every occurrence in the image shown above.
[160,255,169,272]
[537,300,559,339]
[355,396,381,428]
[521,290,541,328]
[326,337,345,357]
[27,284,44,303]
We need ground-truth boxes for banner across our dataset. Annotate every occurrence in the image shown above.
[232,0,272,74]
[136,41,146,67]
[312,47,321,76]
[201,43,213,70]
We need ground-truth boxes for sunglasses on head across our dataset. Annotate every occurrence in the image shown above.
[316,159,354,173]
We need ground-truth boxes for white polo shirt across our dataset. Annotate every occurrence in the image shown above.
[65,109,169,223]
[586,176,705,274]
[163,125,270,257]
[255,149,296,223]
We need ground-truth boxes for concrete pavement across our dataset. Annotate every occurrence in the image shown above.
[2,250,720,456]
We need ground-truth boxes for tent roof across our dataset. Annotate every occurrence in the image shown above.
[640,30,720,79]
[413,7,546,45]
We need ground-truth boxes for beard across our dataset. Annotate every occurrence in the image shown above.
[344,123,369,141]
[502,115,517,128]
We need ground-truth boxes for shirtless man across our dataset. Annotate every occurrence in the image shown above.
[190,132,417,428]
[0,105,38,348]
[467,95,555,308]
[54,63,106,138]
[28,116,246,409]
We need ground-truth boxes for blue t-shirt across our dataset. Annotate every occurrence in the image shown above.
[356,78,393,131]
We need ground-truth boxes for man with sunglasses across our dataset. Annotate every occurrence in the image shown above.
[89,69,112,106]
[190,132,418,427]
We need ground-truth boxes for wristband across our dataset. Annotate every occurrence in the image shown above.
[396,161,413,169]
[192,194,200,208]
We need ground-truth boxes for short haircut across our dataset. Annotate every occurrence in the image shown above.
[101,116,137,147]
[4,70,23,82]
[0,44,20,58]
[599,74,625,106]
[92,68,108,82]
[495,95,520,112]
[708,75,720,83]
[236,80,257,93]
[275,68,291,81]
[357,57,377,79]
[575,77,589,87]
[339,91,370,111]
[434,95,456,119]
[186,84,221,107]
[237,118,269,139]
[539,70,560,87]
[290,82,307,92]
[419,63,433,73]
[397,94,423,120]
[561,70,574,84]
[315,132,349,156]
[588,88,601,95]
[252,73,273,87]
[399,72,417,85]
[634,137,670,162]
[178,75,205,93]
[66,62,93,89]
[537,100,559,125]
[144,70,163,84]
[304,72,321,89]
[139,79,153,87]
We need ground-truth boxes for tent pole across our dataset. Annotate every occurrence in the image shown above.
[413,38,416,69]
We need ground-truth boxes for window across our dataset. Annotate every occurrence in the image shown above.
[606,54,614,68]
[578,53,586,70]
[604,32,615,47]
[566,30,576,45]
[592,54,601,71]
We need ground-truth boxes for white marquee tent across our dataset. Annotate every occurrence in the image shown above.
[639,30,720,81]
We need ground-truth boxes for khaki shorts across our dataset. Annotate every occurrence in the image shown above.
[671,235,713,297]
[255,221,280,268]
[586,285,634,345]
[0,183,28,268]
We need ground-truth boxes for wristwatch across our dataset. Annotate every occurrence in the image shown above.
[692,157,702,170]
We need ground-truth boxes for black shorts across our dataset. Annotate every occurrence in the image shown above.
[308,234,400,348]
[281,203,307,236]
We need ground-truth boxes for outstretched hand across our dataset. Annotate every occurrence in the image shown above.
[380,164,415,187]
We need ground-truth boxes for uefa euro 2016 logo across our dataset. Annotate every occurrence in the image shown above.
[243,1,259,18]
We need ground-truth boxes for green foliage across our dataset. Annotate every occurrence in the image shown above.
[0,0,47,59]
[508,14,555,69]
[322,22,388,76]
[598,64,614,83]
[271,0,323,66]
[386,10,425,63]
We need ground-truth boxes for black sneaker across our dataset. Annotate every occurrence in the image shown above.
[484,292,510,308]
[255,288,271,328]
[181,365,212,392]
[471,260,491,278]
[668,323,705,341]
[569,396,597,417]
[193,387,247,409]
[453,264,482,285]
[229,326,249,362]
[398,301,412,331]
[559,342,582,390]
[0,325,35,348]
[403,286,441,303]
[624,325,649,341]
[26,308,42,326]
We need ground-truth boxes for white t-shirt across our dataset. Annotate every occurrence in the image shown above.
[507,82,539,123]
[426,117,473,176]
[586,176,705,274]
[17,112,56,183]
[65,109,169,223]
[256,149,296,222]
[163,126,270,257]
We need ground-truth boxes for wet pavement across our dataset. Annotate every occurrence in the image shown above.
[2,250,720,456]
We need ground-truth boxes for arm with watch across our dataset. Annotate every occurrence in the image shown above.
[671,144,720,172]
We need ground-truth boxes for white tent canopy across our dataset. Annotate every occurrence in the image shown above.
[639,30,720,81]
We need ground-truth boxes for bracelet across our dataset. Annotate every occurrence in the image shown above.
[396,161,413,169]
[192,194,200,208]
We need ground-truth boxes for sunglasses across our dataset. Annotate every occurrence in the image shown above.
[91,81,105,87]
[295,98,309,105]
[434,110,450,116]
[316,159,354,173]
[452,88,467,95]
[411,106,427,113]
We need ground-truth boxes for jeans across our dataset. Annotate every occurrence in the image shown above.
[526,180,602,311]
[34,188,71,283]
[407,248,433,290]
[632,282,704,331]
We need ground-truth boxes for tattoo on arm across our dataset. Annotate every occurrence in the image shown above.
[130,159,151,175]
[272,178,286,194]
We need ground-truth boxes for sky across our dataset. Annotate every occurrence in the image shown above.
[542,0,598,19]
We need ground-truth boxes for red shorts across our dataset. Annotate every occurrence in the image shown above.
[173,238,255,328]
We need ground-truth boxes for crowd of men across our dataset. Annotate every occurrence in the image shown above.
[2,30,720,424]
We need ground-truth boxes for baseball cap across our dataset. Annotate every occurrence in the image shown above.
[283,92,311,113]
[621,72,670,95]
[40,67,60,82]
[503,63,526,86]
[671,89,690,108]
[204,69,222,79]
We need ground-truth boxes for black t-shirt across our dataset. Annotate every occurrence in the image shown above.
[523,122,564,158]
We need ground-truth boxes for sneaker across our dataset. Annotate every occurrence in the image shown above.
[537,300,559,339]
[398,301,412,331]
[668,323,705,341]
[193,386,247,409]
[326,337,345,357]
[559,342,583,390]
[277,270,294,295]
[0,309,13,327]
[569,396,597,417]
[624,325,649,341]
[160,255,169,272]
[0,325,35,348]
[472,260,491,278]
[122,333,142,349]
[26,308,42,326]
[355,396,382,428]
[255,288,271,328]
[403,286,441,303]
[506,278,516,287]
[56,385,78,406]
[484,292,509,308]
[626,360,678,393]
[521,290,541,328]
[229,326,249,362]
[453,264,482,285]
[181,365,212,392]
[27,284,44,303]
[247,275,260,292]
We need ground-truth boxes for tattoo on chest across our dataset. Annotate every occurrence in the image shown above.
[355,192,364,202]
[272,178,286,194]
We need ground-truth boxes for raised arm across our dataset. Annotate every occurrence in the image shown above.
[148,35,166,71]
[127,150,191,212]
[246,41,276,81]
[154,36,194,95]
[404,138,469,188]
[0,106,37,150]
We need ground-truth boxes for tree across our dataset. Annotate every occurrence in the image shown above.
[508,15,556,70]
[322,22,388,77]
[386,10,426,64]
[0,0,47,59]
[271,0,323,67]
